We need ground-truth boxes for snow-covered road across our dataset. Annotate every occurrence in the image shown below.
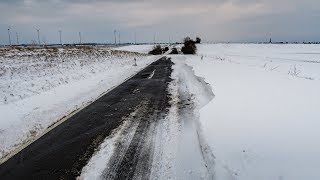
[0,57,175,179]
[0,47,157,163]
[1,44,320,180]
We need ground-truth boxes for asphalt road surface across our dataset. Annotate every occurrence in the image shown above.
[0,57,173,180]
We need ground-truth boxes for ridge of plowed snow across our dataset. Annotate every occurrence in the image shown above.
[170,57,220,180]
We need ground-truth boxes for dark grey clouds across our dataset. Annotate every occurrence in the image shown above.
[0,0,320,44]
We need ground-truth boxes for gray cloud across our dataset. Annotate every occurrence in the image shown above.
[0,0,319,44]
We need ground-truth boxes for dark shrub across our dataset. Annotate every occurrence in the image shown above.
[148,45,162,55]
[169,48,179,54]
[196,37,201,44]
[181,37,197,54]
[163,46,169,52]
[181,46,196,54]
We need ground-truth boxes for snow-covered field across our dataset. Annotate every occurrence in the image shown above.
[0,46,156,162]
[115,44,155,54]
[170,44,320,180]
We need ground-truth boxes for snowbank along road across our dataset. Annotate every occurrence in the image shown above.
[0,57,173,179]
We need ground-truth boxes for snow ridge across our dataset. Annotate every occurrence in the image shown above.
[171,57,222,179]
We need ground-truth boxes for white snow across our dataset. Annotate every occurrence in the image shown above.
[114,44,154,54]
[0,47,156,162]
[171,59,216,179]
[172,44,320,180]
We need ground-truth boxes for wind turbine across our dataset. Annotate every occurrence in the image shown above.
[7,27,12,46]
[36,28,40,45]
[59,30,62,45]
[16,32,19,45]
[79,32,82,44]
[118,31,120,45]
[114,30,117,45]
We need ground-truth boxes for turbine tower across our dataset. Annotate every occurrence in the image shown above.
[114,30,117,45]
[7,27,12,46]
[118,31,120,45]
[79,32,82,44]
[59,30,62,45]
[36,29,40,45]
[16,32,19,45]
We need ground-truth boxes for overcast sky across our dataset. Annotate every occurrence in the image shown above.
[1,0,320,45]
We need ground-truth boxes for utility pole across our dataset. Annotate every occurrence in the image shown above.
[79,32,82,44]
[16,32,19,45]
[169,36,171,44]
[36,29,40,45]
[59,30,62,45]
[8,28,12,46]
[134,32,137,44]
[153,33,156,44]
[114,30,117,45]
